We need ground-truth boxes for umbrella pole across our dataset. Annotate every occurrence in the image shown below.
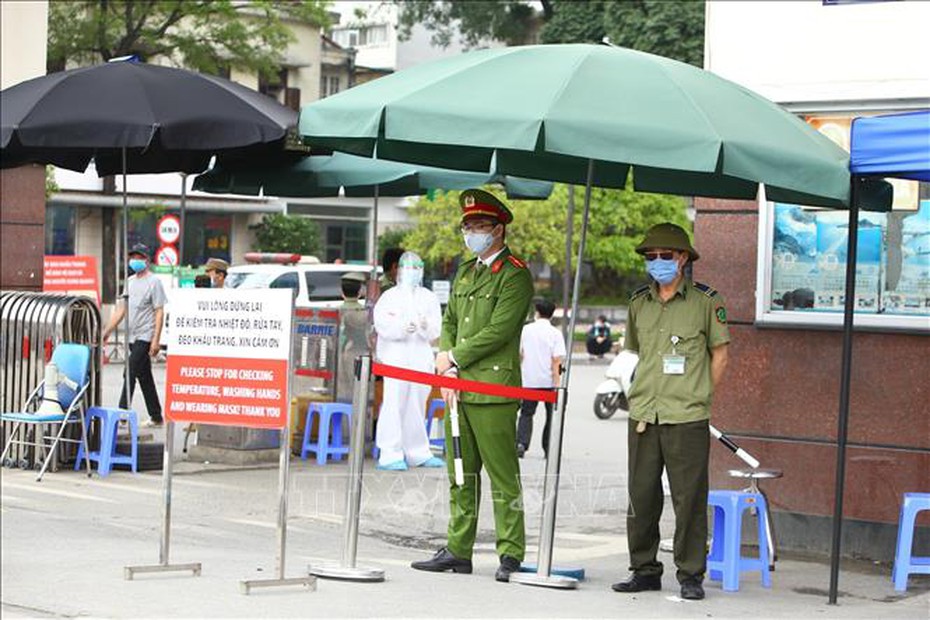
[828,178,860,604]
[179,173,187,270]
[512,161,594,590]
[561,185,575,340]
[121,147,131,409]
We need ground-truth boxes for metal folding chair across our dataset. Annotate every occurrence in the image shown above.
[1,343,93,481]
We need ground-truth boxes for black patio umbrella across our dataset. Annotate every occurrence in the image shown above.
[1,59,297,407]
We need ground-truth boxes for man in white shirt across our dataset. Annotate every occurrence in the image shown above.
[517,299,566,458]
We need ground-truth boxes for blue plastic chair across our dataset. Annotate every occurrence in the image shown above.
[425,398,446,454]
[706,490,772,591]
[301,402,352,465]
[74,407,138,476]
[892,493,930,591]
[0,343,93,481]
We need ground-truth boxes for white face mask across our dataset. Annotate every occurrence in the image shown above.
[463,231,493,255]
[398,267,423,289]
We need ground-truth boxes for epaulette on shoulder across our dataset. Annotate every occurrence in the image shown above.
[694,282,718,298]
[507,255,526,269]
[630,285,650,301]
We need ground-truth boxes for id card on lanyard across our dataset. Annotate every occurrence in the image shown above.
[662,335,685,375]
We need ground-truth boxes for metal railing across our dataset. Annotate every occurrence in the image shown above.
[1,292,102,468]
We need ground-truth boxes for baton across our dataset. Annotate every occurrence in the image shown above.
[448,394,465,486]
[709,424,760,469]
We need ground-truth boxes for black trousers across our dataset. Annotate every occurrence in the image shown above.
[118,340,162,422]
[516,391,554,456]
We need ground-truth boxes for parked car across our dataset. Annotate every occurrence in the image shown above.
[225,254,378,308]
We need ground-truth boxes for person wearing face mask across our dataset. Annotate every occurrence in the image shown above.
[372,252,445,470]
[102,243,167,427]
[411,189,533,584]
[612,223,730,601]
[203,257,229,288]
[586,314,612,358]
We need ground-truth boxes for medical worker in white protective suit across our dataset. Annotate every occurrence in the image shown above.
[374,252,446,471]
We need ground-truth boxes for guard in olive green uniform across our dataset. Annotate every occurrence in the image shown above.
[411,189,534,583]
[613,223,730,601]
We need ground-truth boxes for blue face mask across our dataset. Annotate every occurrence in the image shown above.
[463,231,493,255]
[129,259,147,273]
[646,258,680,285]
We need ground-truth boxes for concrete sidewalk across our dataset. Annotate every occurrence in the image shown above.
[2,362,927,618]
[2,461,927,619]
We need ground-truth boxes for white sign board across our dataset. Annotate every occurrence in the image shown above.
[432,280,450,304]
[166,288,293,428]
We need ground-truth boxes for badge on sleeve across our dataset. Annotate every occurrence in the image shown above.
[715,306,727,324]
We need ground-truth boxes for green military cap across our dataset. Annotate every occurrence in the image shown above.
[341,271,368,283]
[460,188,514,225]
[636,222,700,261]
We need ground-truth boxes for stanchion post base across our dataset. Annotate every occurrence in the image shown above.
[308,563,385,582]
[124,562,202,580]
[510,572,578,589]
[239,575,317,595]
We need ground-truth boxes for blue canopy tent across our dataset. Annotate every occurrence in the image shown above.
[829,109,930,603]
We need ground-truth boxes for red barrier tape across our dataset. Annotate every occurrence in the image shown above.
[372,362,558,403]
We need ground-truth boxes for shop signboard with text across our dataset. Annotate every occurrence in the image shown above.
[165,288,292,429]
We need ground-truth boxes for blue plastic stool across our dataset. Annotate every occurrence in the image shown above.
[706,490,772,591]
[301,402,352,465]
[74,407,138,476]
[425,398,446,454]
[892,492,930,591]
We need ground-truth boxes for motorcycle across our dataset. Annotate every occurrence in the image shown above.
[593,350,637,419]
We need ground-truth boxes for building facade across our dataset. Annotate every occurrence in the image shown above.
[701,0,929,560]
[1,0,49,292]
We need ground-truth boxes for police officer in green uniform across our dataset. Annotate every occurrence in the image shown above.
[612,223,730,601]
[411,189,534,583]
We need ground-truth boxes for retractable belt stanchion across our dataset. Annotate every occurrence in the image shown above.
[509,387,577,589]
[124,423,202,580]
[309,354,385,582]
[239,420,317,594]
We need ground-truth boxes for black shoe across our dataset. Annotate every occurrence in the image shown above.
[516,444,526,458]
[680,578,704,600]
[611,573,662,593]
[411,547,472,574]
[495,555,521,582]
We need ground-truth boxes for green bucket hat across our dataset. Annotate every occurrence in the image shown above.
[635,223,700,261]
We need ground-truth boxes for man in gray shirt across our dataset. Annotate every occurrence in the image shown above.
[102,243,167,426]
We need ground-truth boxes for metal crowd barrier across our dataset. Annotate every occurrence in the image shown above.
[1,291,102,469]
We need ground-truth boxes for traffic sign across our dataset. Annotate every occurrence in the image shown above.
[157,214,181,245]
[156,244,179,266]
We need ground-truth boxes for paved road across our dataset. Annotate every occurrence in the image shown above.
[2,360,928,618]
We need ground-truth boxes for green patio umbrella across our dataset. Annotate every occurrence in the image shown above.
[193,150,553,199]
[297,43,865,590]
[300,43,852,209]
[194,151,552,279]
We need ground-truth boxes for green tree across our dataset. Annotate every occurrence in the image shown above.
[48,1,331,78]
[402,184,689,298]
[395,0,704,66]
[252,213,321,255]
[45,166,59,199]
[377,227,410,262]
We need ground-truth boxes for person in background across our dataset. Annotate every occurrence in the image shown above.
[612,223,730,601]
[380,247,405,294]
[516,299,565,459]
[373,251,445,471]
[586,314,612,358]
[102,243,166,427]
[204,257,229,288]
